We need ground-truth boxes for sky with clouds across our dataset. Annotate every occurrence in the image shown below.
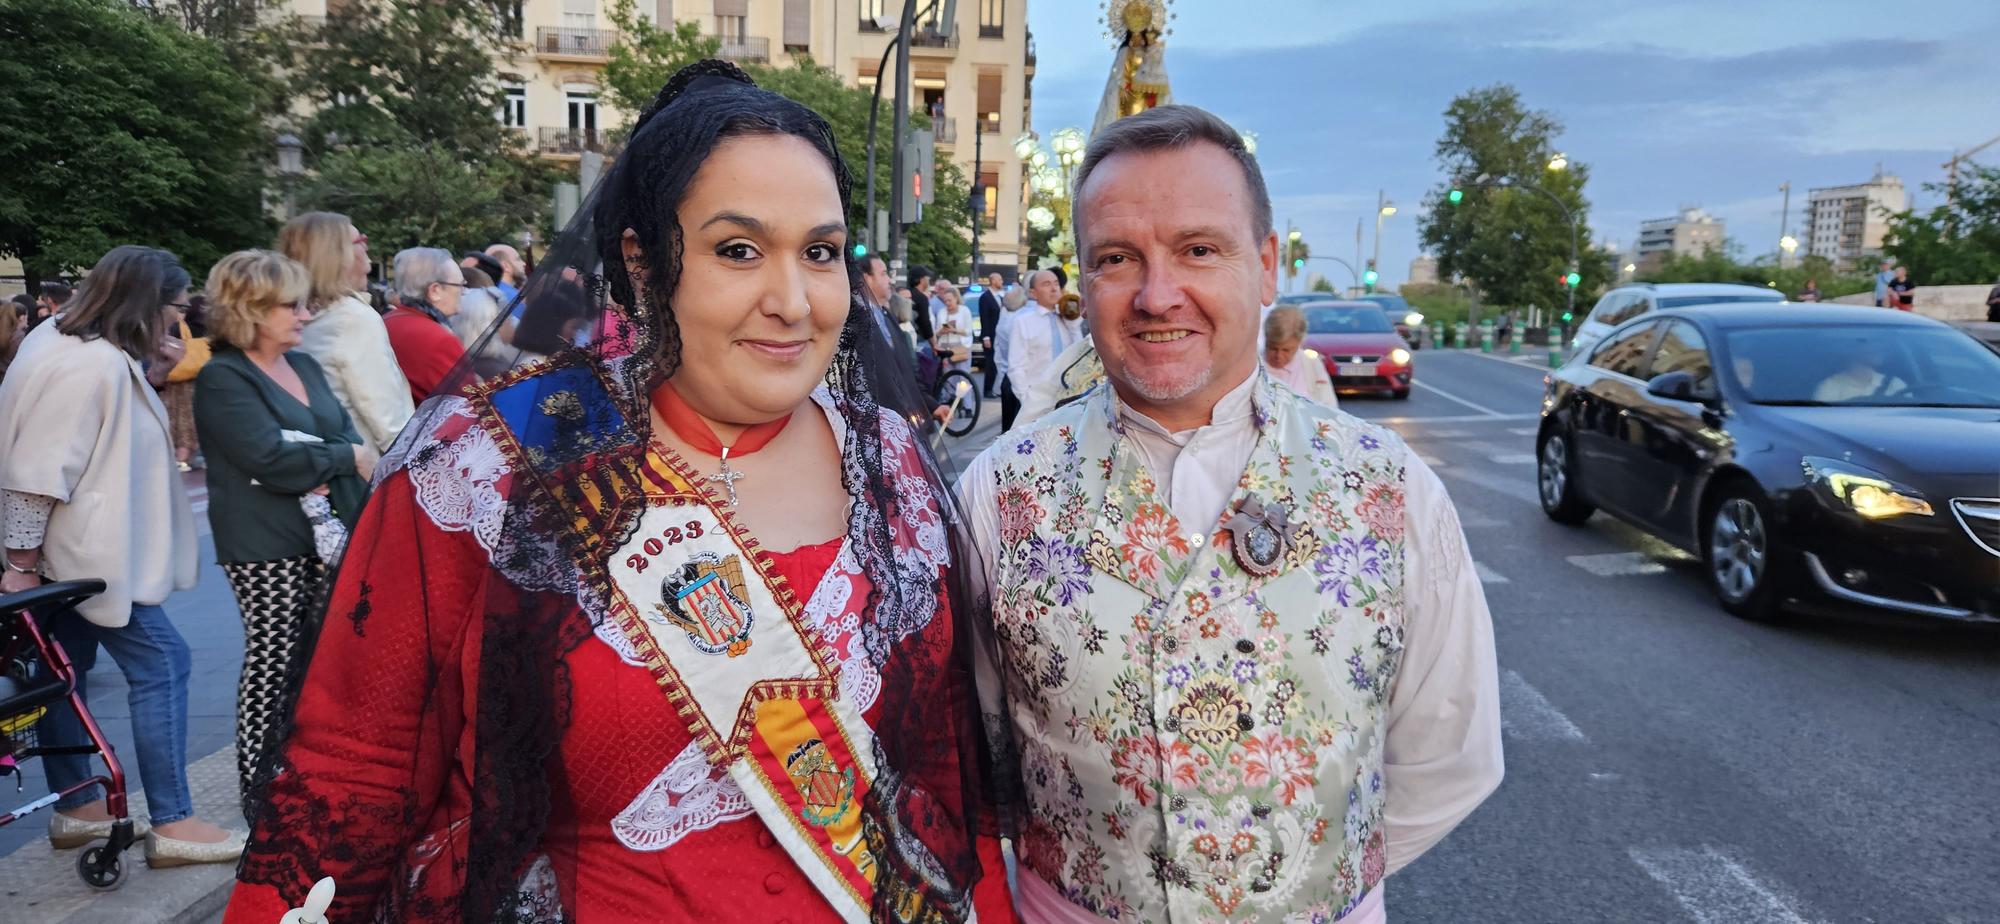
[1023,0,2000,288]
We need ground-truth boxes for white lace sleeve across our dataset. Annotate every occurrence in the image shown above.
[1382,455,1504,875]
[3,490,55,550]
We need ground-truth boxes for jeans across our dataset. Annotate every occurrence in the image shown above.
[39,603,195,825]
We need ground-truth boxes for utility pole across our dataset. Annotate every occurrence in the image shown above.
[887,0,916,275]
[968,118,983,279]
[1372,189,1386,272]
[1353,218,1363,297]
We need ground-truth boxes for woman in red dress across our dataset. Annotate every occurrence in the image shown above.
[226,61,1015,924]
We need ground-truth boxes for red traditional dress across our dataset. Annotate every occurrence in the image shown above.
[227,358,1011,923]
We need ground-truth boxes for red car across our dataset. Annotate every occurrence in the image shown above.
[1301,300,1414,399]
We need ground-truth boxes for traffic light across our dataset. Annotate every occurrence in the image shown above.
[1561,310,1574,323]
[851,243,868,259]
[1563,270,1581,288]
[1447,188,1464,205]
[1292,257,1305,272]
[1362,261,1379,292]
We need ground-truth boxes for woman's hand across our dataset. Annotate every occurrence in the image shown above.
[352,443,379,482]
[1,568,41,595]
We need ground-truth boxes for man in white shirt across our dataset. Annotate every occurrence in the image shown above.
[959,105,1502,923]
[996,269,1080,430]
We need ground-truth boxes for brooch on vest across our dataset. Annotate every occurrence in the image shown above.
[1223,494,1293,577]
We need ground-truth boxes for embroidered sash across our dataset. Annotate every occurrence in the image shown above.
[600,443,890,922]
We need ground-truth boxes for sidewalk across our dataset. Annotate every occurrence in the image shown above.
[1,469,248,923]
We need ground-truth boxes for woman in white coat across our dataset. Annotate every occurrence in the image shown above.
[277,212,414,453]
[0,245,243,865]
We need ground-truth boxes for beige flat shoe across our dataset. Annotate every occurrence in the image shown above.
[143,830,246,868]
[47,812,151,850]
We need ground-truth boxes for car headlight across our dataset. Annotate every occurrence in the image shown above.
[1404,311,1425,326]
[1389,348,1412,366]
[1801,456,1933,518]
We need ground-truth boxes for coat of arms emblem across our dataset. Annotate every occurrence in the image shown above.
[657,552,755,657]
[784,737,857,827]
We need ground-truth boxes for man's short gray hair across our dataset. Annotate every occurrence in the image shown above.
[393,247,456,303]
[1071,105,1274,252]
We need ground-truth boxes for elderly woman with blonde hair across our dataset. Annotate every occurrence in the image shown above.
[194,249,372,802]
[277,211,413,453]
[1263,303,1339,408]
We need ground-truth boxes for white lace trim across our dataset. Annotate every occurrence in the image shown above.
[407,418,510,554]
[610,740,754,852]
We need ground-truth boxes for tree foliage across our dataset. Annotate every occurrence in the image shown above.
[283,0,556,255]
[0,0,271,285]
[1882,165,2000,286]
[599,31,973,276]
[1417,84,1604,312]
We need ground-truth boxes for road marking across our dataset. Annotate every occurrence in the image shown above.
[1410,380,1509,417]
[1489,453,1537,466]
[1417,454,1447,468]
[1628,846,1815,924]
[1454,349,1559,372]
[1508,427,1540,436]
[1499,669,1585,742]
[1566,552,1669,577]
[1365,413,1543,425]
[1474,561,1509,584]
[1457,511,1507,530]
[1441,466,1543,506]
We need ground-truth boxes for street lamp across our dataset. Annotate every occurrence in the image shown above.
[1372,190,1396,280]
[1013,132,1038,162]
[1547,152,1568,171]
[274,132,304,219]
[1779,234,1799,260]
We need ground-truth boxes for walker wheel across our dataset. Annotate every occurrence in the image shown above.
[77,844,126,891]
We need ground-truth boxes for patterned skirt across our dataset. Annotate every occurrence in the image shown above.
[161,381,197,460]
[220,555,326,807]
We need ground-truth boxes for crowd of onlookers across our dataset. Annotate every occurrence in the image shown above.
[0,212,541,870]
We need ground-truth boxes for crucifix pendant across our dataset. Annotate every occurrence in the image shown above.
[709,445,745,507]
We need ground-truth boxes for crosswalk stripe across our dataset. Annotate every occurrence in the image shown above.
[1440,467,1542,506]
[1474,561,1509,584]
[1508,427,1540,436]
[1566,552,1668,577]
[1629,847,1815,924]
[1499,669,1585,743]
[1488,453,1537,465]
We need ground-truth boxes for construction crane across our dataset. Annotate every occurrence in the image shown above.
[1943,132,2000,205]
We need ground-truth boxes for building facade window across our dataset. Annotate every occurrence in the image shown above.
[502,85,528,128]
[979,170,1000,230]
[567,89,599,136]
[500,0,524,37]
[783,0,810,52]
[859,0,885,30]
[980,0,1003,37]
[562,0,596,31]
[976,72,1002,133]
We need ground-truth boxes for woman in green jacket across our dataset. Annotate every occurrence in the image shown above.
[193,250,373,802]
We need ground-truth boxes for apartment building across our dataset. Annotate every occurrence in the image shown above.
[1633,207,1724,270]
[284,0,1034,277]
[1803,171,1907,272]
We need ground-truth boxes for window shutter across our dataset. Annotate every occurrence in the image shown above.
[784,0,810,46]
[656,0,672,22]
[713,0,748,16]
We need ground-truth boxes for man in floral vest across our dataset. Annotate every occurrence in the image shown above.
[960,105,1504,923]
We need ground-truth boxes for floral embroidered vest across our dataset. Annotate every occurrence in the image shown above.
[985,375,1409,922]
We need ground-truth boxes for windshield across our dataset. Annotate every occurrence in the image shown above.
[1725,325,2000,408]
[1359,295,1412,316]
[1657,293,1784,309]
[1306,306,1395,334]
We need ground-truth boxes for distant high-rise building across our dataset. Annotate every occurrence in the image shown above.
[1803,171,1907,272]
[1407,253,1438,286]
[1634,208,1725,270]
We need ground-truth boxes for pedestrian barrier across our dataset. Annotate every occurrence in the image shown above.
[1480,320,1494,354]
[1508,329,1521,355]
[1454,322,1469,350]
[1548,326,1563,368]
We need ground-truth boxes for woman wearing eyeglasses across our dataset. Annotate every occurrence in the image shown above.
[0,245,242,865]
[380,247,469,403]
[277,212,415,454]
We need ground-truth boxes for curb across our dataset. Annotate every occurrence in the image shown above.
[0,747,241,924]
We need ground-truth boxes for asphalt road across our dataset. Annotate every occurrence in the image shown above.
[1343,349,2000,923]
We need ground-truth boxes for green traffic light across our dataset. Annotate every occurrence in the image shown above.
[1561,311,1574,322]
[1292,258,1305,270]
[852,243,868,258]
[1363,270,1378,284]
[1448,188,1464,204]
[1564,271,1581,287]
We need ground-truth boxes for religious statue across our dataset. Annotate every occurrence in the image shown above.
[1092,0,1174,135]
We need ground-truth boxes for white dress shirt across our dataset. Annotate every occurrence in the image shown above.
[959,371,1504,921]
[997,301,1079,387]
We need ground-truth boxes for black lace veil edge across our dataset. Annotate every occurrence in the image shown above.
[237,59,1019,924]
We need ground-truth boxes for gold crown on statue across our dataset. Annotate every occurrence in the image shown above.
[1101,0,1172,43]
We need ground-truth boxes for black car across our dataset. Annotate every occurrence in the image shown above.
[1535,304,2000,623]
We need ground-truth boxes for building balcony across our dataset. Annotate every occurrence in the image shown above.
[539,127,606,157]
[535,26,614,60]
[909,27,958,54]
[978,113,1001,134]
[1025,34,1036,70]
[933,117,957,145]
[718,36,770,63]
